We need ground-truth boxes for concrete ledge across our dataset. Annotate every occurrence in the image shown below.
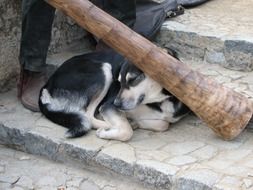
[0,60,253,189]
[156,0,253,71]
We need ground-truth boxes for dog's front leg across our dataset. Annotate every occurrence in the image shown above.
[96,104,133,141]
[91,117,111,129]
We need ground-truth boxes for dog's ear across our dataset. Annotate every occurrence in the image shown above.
[127,73,145,87]
[118,60,129,82]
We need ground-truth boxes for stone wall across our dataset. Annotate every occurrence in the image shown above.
[0,0,89,92]
[0,0,21,92]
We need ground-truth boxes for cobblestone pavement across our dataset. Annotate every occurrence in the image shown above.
[156,0,253,71]
[166,0,253,41]
[0,59,253,189]
[0,145,149,190]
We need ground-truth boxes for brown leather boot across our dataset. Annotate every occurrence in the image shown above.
[18,68,48,112]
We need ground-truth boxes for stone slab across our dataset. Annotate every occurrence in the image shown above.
[0,61,253,189]
[0,145,150,190]
[156,0,253,71]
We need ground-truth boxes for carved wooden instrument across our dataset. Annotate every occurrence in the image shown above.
[45,0,253,140]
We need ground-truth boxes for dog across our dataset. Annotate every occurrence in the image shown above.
[38,49,190,141]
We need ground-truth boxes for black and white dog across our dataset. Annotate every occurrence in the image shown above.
[39,49,190,141]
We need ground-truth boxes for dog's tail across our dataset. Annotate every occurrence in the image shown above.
[38,88,91,138]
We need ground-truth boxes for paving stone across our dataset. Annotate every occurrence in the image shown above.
[128,137,167,150]
[18,156,31,161]
[220,176,242,186]
[34,117,66,139]
[95,143,136,176]
[225,166,251,177]
[175,169,221,189]
[0,144,14,156]
[240,155,253,168]
[206,135,246,150]
[135,160,179,189]
[215,149,252,161]
[162,141,205,156]
[214,176,243,190]
[135,150,170,161]
[102,186,117,190]
[243,179,253,189]
[65,187,79,190]
[0,146,148,190]
[204,159,234,170]
[205,50,226,64]
[0,175,21,185]
[63,130,108,152]
[36,176,59,187]
[224,40,253,71]
[79,180,100,190]
[10,187,25,190]
[66,177,85,188]
[15,176,34,189]
[137,160,179,176]
[0,165,5,173]
[166,155,197,166]
[190,145,218,160]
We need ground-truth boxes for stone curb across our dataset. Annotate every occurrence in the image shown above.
[156,29,253,72]
[0,115,218,190]
[155,0,253,72]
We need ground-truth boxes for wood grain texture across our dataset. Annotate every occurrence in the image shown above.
[45,0,253,140]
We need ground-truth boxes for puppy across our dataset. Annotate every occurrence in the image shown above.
[39,50,190,141]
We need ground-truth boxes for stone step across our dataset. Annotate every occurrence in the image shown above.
[156,0,253,72]
[1,52,253,189]
[0,145,149,190]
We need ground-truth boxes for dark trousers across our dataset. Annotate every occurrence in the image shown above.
[19,0,136,72]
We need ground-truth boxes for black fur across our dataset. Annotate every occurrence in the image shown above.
[146,102,162,112]
[39,49,190,138]
[39,50,123,138]
[39,101,89,137]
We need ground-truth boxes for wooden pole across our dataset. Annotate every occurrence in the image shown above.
[45,0,253,140]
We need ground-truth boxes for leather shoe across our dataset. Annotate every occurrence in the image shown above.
[18,68,48,112]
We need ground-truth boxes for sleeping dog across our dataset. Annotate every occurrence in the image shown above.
[39,49,190,141]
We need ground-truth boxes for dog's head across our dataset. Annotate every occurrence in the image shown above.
[114,62,169,110]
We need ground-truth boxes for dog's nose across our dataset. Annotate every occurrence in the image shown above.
[114,98,122,108]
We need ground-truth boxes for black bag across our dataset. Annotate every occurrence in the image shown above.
[98,0,209,41]
[177,0,209,7]
[134,0,182,39]
[93,0,209,66]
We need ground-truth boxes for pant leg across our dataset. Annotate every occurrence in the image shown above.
[19,0,55,72]
[102,0,136,28]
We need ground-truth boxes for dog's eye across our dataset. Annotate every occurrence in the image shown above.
[128,74,145,86]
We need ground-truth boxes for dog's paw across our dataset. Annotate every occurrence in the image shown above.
[96,127,132,141]
[96,127,113,139]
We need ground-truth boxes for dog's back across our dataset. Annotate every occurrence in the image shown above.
[39,51,123,138]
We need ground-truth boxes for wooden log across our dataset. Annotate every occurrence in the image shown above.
[45,0,253,140]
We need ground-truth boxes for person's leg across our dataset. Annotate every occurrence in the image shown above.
[103,0,136,28]
[20,0,55,72]
[95,0,136,50]
[18,0,55,112]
